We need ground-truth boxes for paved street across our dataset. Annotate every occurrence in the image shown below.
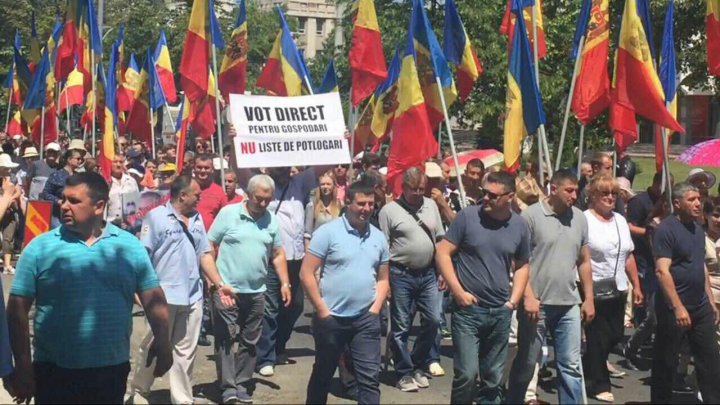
[0,273,703,404]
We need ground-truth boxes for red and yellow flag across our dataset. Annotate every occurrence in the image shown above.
[56,0,80,80]
[349,0,387,106]
[192,68,217,140]
[59,68,84,113]
[180,0,224,103]
[708,0,720,75]
[154,30,177,103]
[117,53,140,113]
[23,201,52,248]
[175,96,191,173]
[6,112,27,136]
[219,0,248,102]
[500,0,547,60]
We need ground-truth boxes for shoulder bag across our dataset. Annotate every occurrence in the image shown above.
[593,214,622,302]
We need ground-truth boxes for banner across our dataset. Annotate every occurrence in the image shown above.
[229,92,351,168]
[23,201,52,247]
[122,190,170,228]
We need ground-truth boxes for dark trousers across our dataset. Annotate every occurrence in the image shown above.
[626,291,657,357]
[257,260,304,369]
[213,291,265,401]
[582,294,626,396]
[34,361,130,404]
[651,298,720,403]
[306,311,381,405]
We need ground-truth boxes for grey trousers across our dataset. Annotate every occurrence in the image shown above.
[213,291,265,401]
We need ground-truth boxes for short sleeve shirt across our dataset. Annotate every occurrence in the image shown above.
[653,215,708,310]
[626,191,657,276]
[444,206,531,308]
[522,199,588,306]
[309,216,389,317]
[269,169,319,260]
[140,202,211,305]
[197,182,228,232]
[208,203,282,293]
[584,211,635,291]
[10,224,159,369]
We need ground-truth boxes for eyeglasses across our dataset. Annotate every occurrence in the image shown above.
[336,164,349,169]
[483,189,512,200]
[600,190,618,199]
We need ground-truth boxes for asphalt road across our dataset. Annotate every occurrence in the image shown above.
[0,273,703,404]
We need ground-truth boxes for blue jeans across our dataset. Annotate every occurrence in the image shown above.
[306,310,381,404]
[427,288,447,365]
[389,265,440,379]
[451,303,512,404]
[508,304,583,404]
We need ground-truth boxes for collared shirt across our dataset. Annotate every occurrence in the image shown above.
[141,202,211,305]
[197,182,228,232]
[208,203,282,293]
[40,168,70,217]
[308,215,389,318]
[269,168,319,261]
[378,197,445,269]
[522,199,588,306]
[10,223,159,369]
[107,174,139,222]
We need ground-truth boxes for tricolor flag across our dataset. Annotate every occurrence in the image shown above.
[127,48,168,143]
[410,0,457,131]
[12,32,32,108]
[77,0,103,95]
[348,0,387,106]
[30,12,42,67]
[179,0,224,104]
[154,30,177,103]
[708,0,720,75]
[500,0,546,60]
[99,41,119,181]
[56,0,81,80]
[570,0,611,125]
[192,67,218,140]
[7,111,27,136]
[655,0,677,172]
[219,0,248,102]
[23,201,52,248]
[256,7,312,96]
[503,0,546,172]
[387,8,437,194]
[80,64,106,133]
[47,16,64,67]
[58,67,84,113]
[318,59,339,94]
[443,0,482,102]
[23,47,58,146]
[612,0,683,152]
[118,53,140,113]
[175,95,191,173]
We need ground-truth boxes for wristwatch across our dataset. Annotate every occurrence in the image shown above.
[282,283,291,288]
[507,299,517,310]
[216,281,226,289]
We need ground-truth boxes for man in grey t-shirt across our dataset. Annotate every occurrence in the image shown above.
[507,169,595,405]
[436,171,531,404]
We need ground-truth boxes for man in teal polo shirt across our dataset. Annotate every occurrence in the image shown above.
[6,172,172,404]
[208,174,291,404]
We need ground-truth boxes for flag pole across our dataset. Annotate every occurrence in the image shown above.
[40,105,46,159]
[531,4,552,178]
[211,43,225,188]
[556,35,585,171]
[661,102,674,213]
[163,100,175,135]
[612,138,617,177]
[150,106,156,159]
[65,85,71,135]
[348,102,356,181]
[576,124,585,175]
[4,87,12,133]
[91,51,97,155]
[437,125,443,160]
[435,76,467,208]
[55,82,60,136]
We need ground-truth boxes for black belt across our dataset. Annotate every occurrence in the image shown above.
[390,261,433,273]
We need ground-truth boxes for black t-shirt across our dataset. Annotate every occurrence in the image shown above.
[653,215,708,310]
[626,191,656,278]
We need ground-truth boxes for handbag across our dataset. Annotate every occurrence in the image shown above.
[593,214,622,302]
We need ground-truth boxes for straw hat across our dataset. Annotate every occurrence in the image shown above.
[69,139,87,152]
[22,147,39,158]
[424,161,443,178]
[158,163,177,173]
[0,154,19,169]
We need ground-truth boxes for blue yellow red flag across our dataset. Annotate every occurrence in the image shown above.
[175,95,192,173]
[153,30,178,103]
[349,0,387,106]
[99,41,119,181]
[179,0,224,103]
[219,0,248,101]
[118,53,140,113]
[443,0,482,102]
[30,12,42,67]
[319,59,339,94]
[655,0,677,171]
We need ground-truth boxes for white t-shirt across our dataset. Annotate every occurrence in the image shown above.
[584,210,635,291]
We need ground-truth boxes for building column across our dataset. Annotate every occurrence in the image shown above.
[306,18,317,58]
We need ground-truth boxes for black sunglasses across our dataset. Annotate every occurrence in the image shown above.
[483,189,512,200]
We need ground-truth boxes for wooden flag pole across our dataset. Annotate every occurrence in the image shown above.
[4,87,12,133]
[40,105,46,159]
[531,4,553,179]
[556,35,585,171]
[211,43,226,188]
[436,76,467,208]
[576,124,585,175]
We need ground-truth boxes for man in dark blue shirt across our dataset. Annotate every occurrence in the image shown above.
[651,182,720,403]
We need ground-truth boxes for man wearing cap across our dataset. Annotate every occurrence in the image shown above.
[688,168,716,199]
[107,153,139,225]
[26,143,60,200]
[158,163,178,190]
[16,147,39,191]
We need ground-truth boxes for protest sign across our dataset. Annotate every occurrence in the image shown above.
[122,190,170,227]
[23,201,52,247]
[229,92,351,168]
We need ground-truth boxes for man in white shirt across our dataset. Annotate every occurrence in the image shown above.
[107,153,139,224]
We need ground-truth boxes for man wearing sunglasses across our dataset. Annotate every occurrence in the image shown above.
[436,171,531,404]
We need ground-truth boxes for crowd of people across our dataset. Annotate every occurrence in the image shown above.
[0,128,717,405]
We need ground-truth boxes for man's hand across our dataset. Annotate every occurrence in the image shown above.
[453,290,478,307]
[217,285,236,307]
[712,303,720,327]
[632,288,644,306]
[228,125,237,139]
[581,299,595,325]
[316,307,331,320]
[431,188,446,205]
[281,285,292,307]
[523,295,540,323]
[9,365,34,404]
[674,305,691,330]
[437,275,447,291]
[147,340,173,377]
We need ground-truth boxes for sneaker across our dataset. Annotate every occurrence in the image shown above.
[428,362,445,377]
[258,365,274,377]
[413,370,429,388]
[397,375,418,392]
[224,395,241,404]
[198,335,211,347]
[441,327,452,340]
[3,266,14,275]
[276,352,289,365]
[623,346,641,371]
[236,391,253,404]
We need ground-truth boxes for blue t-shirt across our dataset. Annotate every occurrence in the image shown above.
[141,202,211,306]
[208,203,282,293]
[444,206,531,308]
[653,215,708,310]
[309,215,389,317]
[10,224,160,369]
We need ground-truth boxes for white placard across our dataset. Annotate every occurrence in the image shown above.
[229,93,351,168]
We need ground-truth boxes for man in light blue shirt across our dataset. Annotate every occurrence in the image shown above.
[300,179,390,404]
[130,176,233,404]
[208,174,291,404]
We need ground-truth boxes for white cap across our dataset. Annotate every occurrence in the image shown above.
[213,157,229,170]
[45,142,61,152]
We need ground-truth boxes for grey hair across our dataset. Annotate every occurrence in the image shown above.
[672,181,698,202]
[247,174,275,195]
[402,166,426,186]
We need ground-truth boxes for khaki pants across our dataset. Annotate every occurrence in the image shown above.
[131,300,203,404]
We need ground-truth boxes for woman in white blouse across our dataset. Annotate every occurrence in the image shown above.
[582,175,644,403]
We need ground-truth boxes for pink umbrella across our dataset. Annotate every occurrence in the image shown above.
[444,149,504,173]
[676,139,720,167]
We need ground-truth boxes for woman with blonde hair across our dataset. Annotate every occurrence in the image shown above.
[582,175,643,403]
[304,171,343,252]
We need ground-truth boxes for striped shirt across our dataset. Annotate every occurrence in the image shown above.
[10,223,160,369]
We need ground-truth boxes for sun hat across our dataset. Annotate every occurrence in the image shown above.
[68,139,87,152]
[688,168,716,189]
[0,154,19,169]
[22,147,39,158]
[45,142,61,152]
[616,177,636,198]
